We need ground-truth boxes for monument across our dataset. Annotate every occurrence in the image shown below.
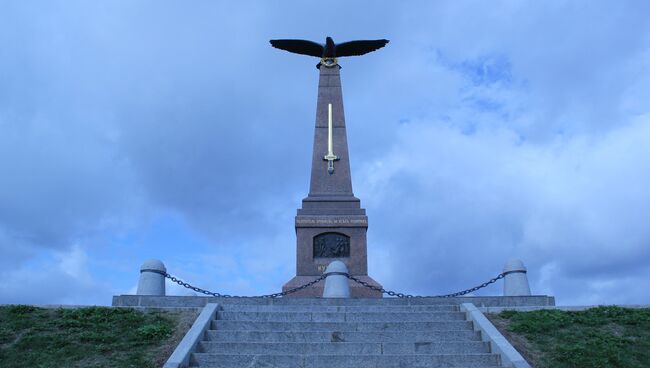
[271,37,388,297]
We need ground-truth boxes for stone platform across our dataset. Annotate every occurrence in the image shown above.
[112,295,555,309]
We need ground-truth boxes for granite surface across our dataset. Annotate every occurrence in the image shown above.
[284,62,382,297]
[112,295,556,308]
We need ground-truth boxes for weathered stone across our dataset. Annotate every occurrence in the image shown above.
[461,303,532,368]
[163,303,218,368]
[283,62,381,298]
[323,261,350,298]
[503,259,532,296]
[111,294,556,308]
[136,259,166,296]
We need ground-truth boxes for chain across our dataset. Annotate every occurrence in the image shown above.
[143,269,512,299]
[347,272,507,298]
[144,269,327,298]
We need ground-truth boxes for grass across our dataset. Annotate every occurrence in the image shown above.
[487,306,650,368]
[0,305,197,368]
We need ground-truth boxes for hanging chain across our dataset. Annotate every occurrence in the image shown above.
[143,269,327,298]
[142,268,513,299]
[346,273,506,298]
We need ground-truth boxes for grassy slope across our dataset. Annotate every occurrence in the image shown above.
[0,305,197,368]
[487,306,650,368]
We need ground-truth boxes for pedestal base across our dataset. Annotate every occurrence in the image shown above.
[282,275,382,298]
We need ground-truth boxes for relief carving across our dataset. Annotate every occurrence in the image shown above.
[313,232,350,258]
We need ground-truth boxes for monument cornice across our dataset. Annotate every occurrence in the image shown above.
[295,215,368,228]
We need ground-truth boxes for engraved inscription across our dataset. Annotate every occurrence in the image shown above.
[296,217,368,226]
[313,232,350,258]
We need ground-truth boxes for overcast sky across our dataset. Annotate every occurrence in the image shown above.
[1,1,649,306]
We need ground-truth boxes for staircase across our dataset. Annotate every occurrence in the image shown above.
[187,298,503,367]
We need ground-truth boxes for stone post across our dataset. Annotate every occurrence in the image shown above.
[322,260,350,298]
[503,259,531,296]
[137,259,166,296]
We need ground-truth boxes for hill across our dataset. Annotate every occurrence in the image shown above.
[0,305,197,368]
[487,306,650,368]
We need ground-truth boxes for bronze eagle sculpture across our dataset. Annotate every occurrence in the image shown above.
[270,37,389,67]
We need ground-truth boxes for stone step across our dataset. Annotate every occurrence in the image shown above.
[176,300,507,368]
[197,341,490,355]
[190,353,501,367]
[216,298,465,306]
[219,304,459,313]
[206,329,482,343]
[212,320,474,332]
[216,311,466,322]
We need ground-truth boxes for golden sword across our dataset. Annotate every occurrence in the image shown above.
[323,103,340,174]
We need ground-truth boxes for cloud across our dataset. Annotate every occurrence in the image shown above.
[360,113,650,304]
[391,1,650,138]
[0,244,109,305]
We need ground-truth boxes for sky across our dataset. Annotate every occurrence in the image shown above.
[1,1,649,306]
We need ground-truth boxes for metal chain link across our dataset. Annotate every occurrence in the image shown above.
[346,272,507,298]
[145,269,327,298]
[144,269,512,299]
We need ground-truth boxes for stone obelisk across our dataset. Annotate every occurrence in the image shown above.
[281,62,383,298]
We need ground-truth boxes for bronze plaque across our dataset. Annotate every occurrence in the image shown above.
[313,232,350,258]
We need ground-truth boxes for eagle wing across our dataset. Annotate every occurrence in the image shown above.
[269,39,324,57]
[335,39,389,57]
